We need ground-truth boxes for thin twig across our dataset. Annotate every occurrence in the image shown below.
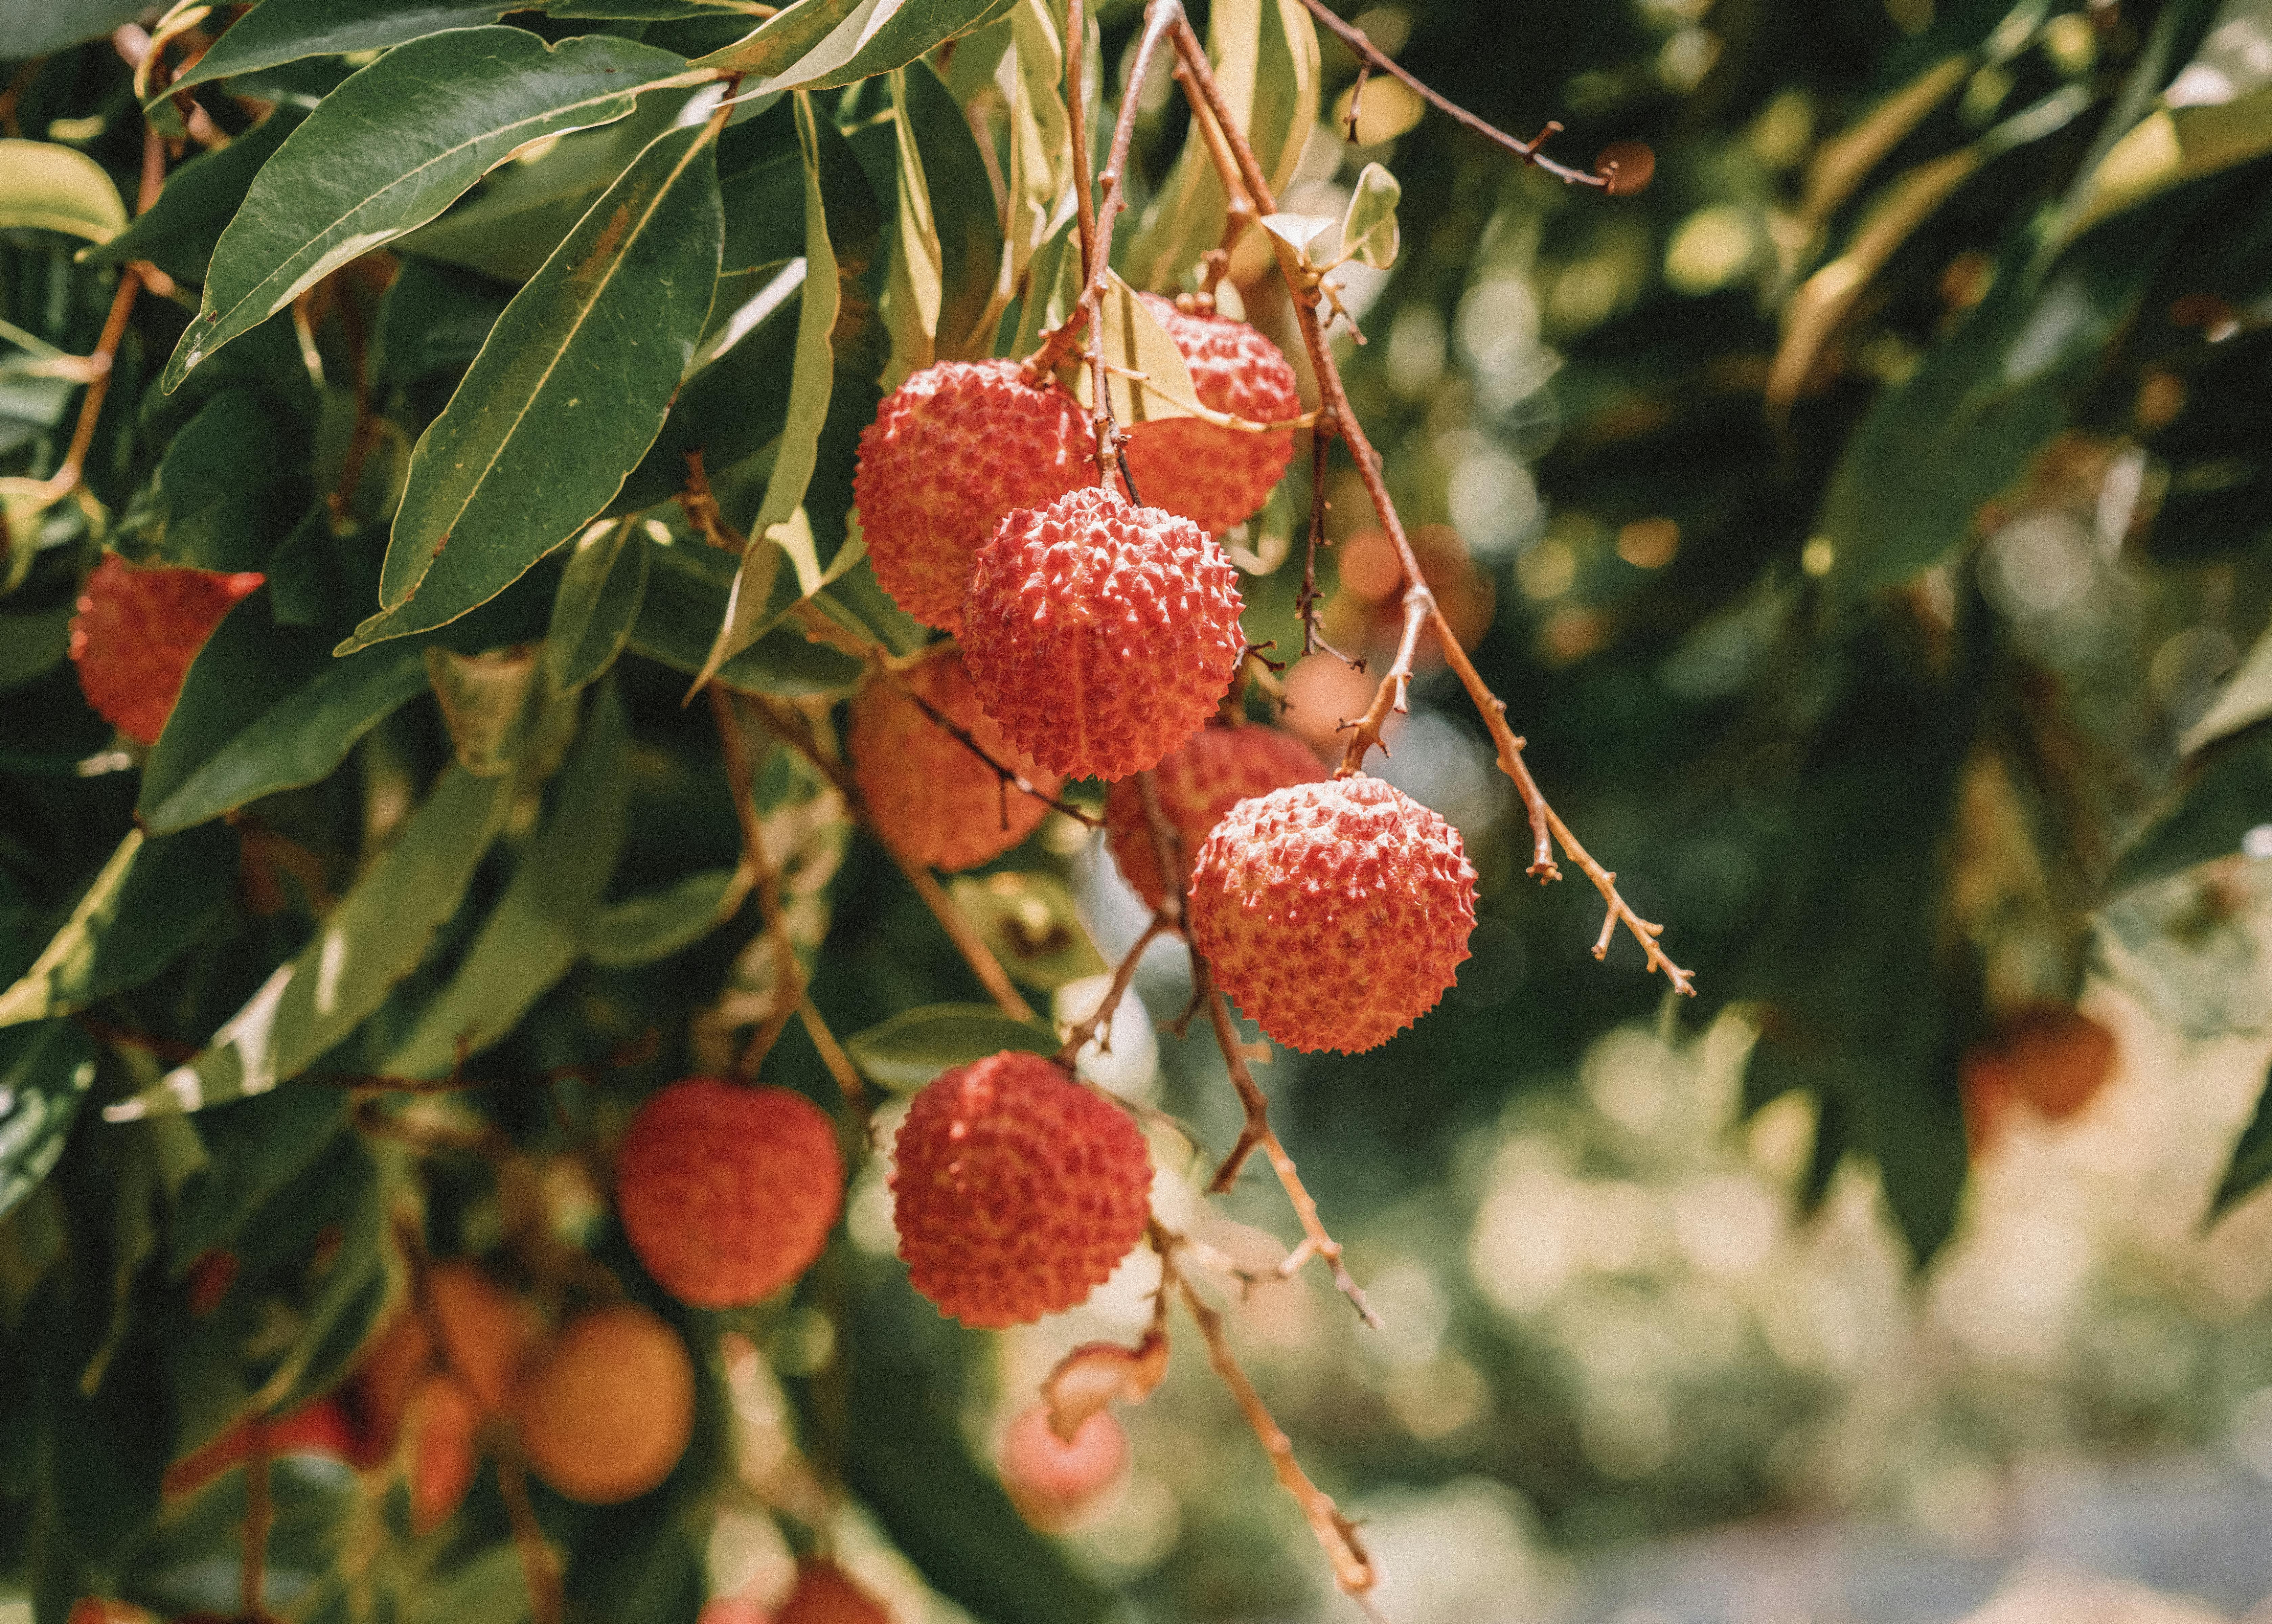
[1162,1245,1379,1602]
[797,997,870,1128]
[1165,17,1692,995]
[1335,585,1431,774]
[1296,0,1613,190]
[1053,918,1166,1067]
[1296,426,1361,668]
[711,686,802,1078]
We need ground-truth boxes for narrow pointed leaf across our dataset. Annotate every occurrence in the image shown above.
[0,826,239,1027]
[694,0,1014,90]
[718,98,805,273]
[383,683,633,1076]
[166,0,526,98]
[339,117,725,653]
[2212,1059,2272,1220]
[547,519,651,694]
[584,868,748,966]
[1065,271,1197,425]
[893,59,1003,365]
[844,1003,1056,1091]
[108,766,517,1119]
[690,93,884,689]
[424,646,544,775]
[0,1021,98,1223]
[78,110,304,284]
[161,28,697,391]
[0,140,128,243]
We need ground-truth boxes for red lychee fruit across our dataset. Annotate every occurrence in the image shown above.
[849,650,1064,871]
[891,1050,1152,1329]
[512,1302,694,1504]
[1188,775,1476,1054]
[960,486,1245,782]
[1962,1004,2117,1154]
[1104,723,1326,913]
[776,1562,890,1624]
[408,1370,481,1533]
[1121,293,1300,537]
[853,359,1090,632]
[68,554,264,745]
[998,1403,1130,1532]
[616,1079,844,1308]
[424,1260,544,1414]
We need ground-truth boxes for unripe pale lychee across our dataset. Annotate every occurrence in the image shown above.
[69,555,264,745]
[1121,293,1300,537]
[1188,776,1476,1054]
[853,360,1090,631]
[776,1562,890,1624]
[960,486,1245,782]
[425,1260,543,1413]
[408,1371,480,1533]
[891,1051,1151,1329]
[512,1302,694,1504]
[849,651,1063,872]
[998,1403,1130,1532]
[1104,724,1326,913]
[616,1079,843,1308]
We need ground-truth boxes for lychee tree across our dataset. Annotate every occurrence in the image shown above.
[4,0,2272,1620]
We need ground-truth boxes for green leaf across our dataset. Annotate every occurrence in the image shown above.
[1339,161,1400,270]
[376,257,515,387]
[424,645,544,775]
[2211,1058,2272,1220]
[139,593,433,835]
[0,140,128,244]
[627,539,867,696]
[718,101,805,273]
[547,518,651,695]
[2106,721,2272,894]
[689,93,884,689]
[584,867,748,966]
[167,0,527,98]
[162,28,697,390]
[383,682,633,1076]
[338,116,725,652]
[0,826,239,1028]
[843,1003,1055,1091]
[1000,0,1071,304]
[265,505,345,628]
[947,871,1109,991]
[2063,86,2272,242]
[0,1021,97,1224]
[108,765,517,1119]
[1065,270,1198,426]
[693,0,1013,90]
[0,0,150,56]
[138,390,313,572]
[887,58,1005,372]
[78,111,305,285]
[0,600,73,692]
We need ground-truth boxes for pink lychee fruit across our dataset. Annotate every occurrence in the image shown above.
[1103,723,1326,913]
[1121,293,1300,536]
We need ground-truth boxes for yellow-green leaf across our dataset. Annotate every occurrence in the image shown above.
[0,140,128,243]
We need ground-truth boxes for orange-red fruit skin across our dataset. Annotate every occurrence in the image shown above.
[777,1562,890,1624]
[891,1051,1152,1329]
[998,1403,1130,1532]
[617,1079,844,1308]
[1104,724,1325,912]
[425,1260,543,1414]
[409,1371,481,1533]
[853,360,1089,631]
[68,555,264,745]
[961,487,1245,782]
[512,1302,694,1504]
[1189,776,1477,1054]
[1122,293,1300,536]
[849,651,1063,871]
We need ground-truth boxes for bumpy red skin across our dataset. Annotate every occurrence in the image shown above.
[617,1079,844,1308]
[1189,776,1477,1054]
[849,650,1063,872]
[1104,724,1326,913]
[853,360,1090,632]
[69,555,264,745]
[960,487,1245,782]
[891,1051,1152,1329]
[1121,293,1300,537]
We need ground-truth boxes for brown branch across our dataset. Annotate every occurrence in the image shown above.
[1296,0,1613,190]
[1053,918,1166,1067]
[1162,1245,1380,1603]
[1065,0,1096,275]
[1165,17,1692,996]
[329,273,378,516]
[710,685,802,1078]
[1295,426,1362,668]
[1196,961,1378,1327]
[797,997,870,1130]
[1334,584,1430,775]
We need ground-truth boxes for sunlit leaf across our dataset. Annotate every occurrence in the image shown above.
[166,0,527,98]
[947,872,1108,991]
[842,1002,1055,1090]
[1338,161,1400,270]
[0,140,128,243]
[1064,270,1199,426]
[0,1021,98,1223]
[693,0,1015,91]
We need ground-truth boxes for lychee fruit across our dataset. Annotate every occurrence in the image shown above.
[68,554,264,745]
[512,1301,694,1504]
[408,1370,482,1533]
[853,359,1090,631]
[424,1260,544,1413]
[350,1301,439,1468]
[998,1403,1130,1532]
[1104,724,1326,913]
[616,1079,844,1309]
[960,486,1245,782]
[1962,1004,2117,1153]
[891,1050,1151,1329]
[1188,775,1476,1054]
[776,1562,890,1624]
[698,1601,774,1624]
[1121,293,1300,537]
[849,650,1063,872]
